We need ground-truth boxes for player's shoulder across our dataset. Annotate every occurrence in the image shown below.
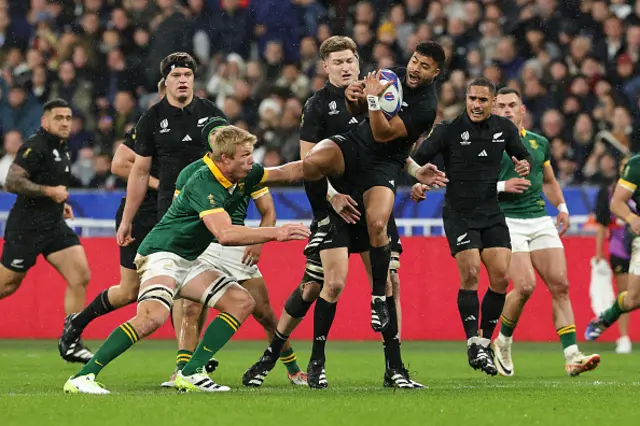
[305,86,328,106]
[491,114,517,128]
[626,154,640,168]
[524,129,549,143]
[20,130,47,152]
[194,96,223,113]
[247,162,265,182]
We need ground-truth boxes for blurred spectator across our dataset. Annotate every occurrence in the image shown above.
[71,146,95,187]
[88,152,124,189]
[0,84,42,140]
[49,61,94,130]
[0,130,22,187]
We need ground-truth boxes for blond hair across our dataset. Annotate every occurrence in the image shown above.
[319,36,358,61]
[210,125,257,160]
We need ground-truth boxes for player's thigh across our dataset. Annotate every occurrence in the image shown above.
[508,252,537,295]
[0,228,42,274]
[505,217,533,254]
[527,216,563,253]
[305,138,346,175]
[480,246,511,285]
[530,248,568,293]
[46,245,91,287]
[363,186,395,228]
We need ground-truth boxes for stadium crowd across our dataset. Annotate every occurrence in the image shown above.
[0,0,638,189]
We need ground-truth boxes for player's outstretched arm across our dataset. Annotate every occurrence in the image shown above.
[264,160,303,185]
[112,143,158,189]
[542,163,570,235]
[202,211,310,246]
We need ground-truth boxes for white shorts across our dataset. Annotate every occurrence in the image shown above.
[198,243,263,282]
[629,237,640,276]
[135,252,215,293]
[505,216,564,253]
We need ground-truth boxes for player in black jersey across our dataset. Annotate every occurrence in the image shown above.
[59,82,165,357]
[410,78,532,375]
[0,99,93,363]
[115,52,226,380]
[242,37,426,389]
[302,41,446,338]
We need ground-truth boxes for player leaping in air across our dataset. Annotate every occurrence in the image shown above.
[63,126,309,394]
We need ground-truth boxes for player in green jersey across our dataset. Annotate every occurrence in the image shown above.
[63,126,310,394]
[491,88,600,377]
[162,137,307,388]
[586,154,640,342]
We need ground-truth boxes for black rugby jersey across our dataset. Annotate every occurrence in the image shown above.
[7,128,72,231]
[412,113,532,214]
[120,127,158,218]
[134,96,225,219]
[350,67,438,167]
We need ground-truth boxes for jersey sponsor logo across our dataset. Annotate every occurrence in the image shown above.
[197,117,210,127]
[492,132,504,143]
[10,259,24,269]
[52,149,62,162]
[348,117,359,124]
[529,139,539,149]
[460,131,471,145]
[182,135,192,141]
[478,149,488,157]
[159,118,170,133]
[328,101,340,115]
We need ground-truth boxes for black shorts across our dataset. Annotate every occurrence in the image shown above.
[1,222,80,272]
[443,208,511,256]
[319,210,371,255]
[331,133,401,194]
[115,201,157,270]
[610,255,630,275]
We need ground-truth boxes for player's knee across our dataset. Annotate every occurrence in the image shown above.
[548,277,569,300]
[121,285,139,304]
[222,285,255,321]
[366,217,387,238]
[136,302,170,336]
[460,265,480,288]
[323,277,345,300]
[182,300,204,322]
[253,304,277,331]
[515,278,536,299]
[0,280,21,298]
[68,267,91,289]
[489,270,510,292]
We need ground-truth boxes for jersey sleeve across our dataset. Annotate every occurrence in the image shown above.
[397,99,437,144]
[619,157,640,192]
[133,110,155,157]
[13,140,43,175]
[299,95,324,143]
[123,127,136,150]
[411,122,448,165]
[542,136,551,167]
[504,121,533,166]
[184,173,227,219]
[595,185,611,226]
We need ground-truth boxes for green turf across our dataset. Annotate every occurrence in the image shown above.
[0,340,636,426]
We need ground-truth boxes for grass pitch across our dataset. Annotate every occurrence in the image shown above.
[0,340,637,426]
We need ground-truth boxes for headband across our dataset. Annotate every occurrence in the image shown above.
[201,116,229,149]
[162,60,195,78]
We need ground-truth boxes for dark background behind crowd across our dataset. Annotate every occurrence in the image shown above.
[0,0,638,190]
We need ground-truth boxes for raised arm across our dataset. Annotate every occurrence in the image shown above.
[264,161,303,185]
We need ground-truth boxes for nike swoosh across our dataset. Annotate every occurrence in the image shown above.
[496,357,512,375]
[203,346,213,352]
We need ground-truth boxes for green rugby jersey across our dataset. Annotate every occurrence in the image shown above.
[138,158,268,260]
[498,128,551,219]
[618,154,640,207]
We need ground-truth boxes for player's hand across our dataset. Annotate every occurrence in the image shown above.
[629,216,640,235]
[63,203,75,219]
[415,163,448,188]
[45,185,69,203]
[345,81,365,103]
[330,193,361,224]
[504,178,531,194]
[410,183,429,202]
[242,244,262,267]
[362,71,392,97]
[556,211,570,236]
[276,223,311,242]
[512,157,530,176]
[116,220,135,247]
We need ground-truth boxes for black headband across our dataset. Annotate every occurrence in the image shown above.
[162,60,195,78]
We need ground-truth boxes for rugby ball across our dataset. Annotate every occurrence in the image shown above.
[378,69,403,119]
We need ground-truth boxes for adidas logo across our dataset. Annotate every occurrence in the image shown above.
[315,336,326,341]
[478,150,488,157]
[182,135,192,142]
[464,315,476,321]
[349,117,358,124]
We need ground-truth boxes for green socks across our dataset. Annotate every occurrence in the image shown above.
[602,292,628,326]
[279,347,301,375]
[499,314,517,338]
[74,322,139,378]
[176,350,193,370]
[556,325,577,350]
[181,313,240,376]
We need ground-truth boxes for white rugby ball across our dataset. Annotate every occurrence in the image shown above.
[378,69,403,119]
